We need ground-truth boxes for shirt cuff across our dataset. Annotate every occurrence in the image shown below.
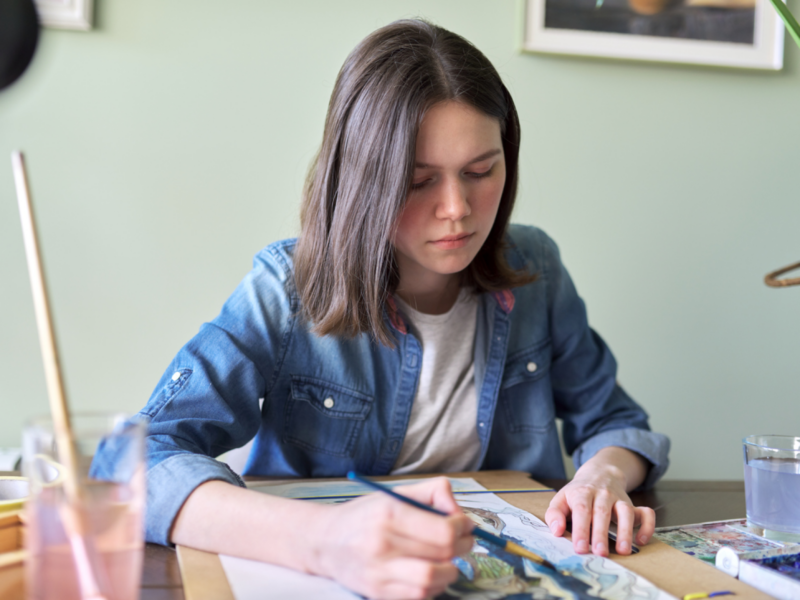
[572,427,671,491]
[145,452,246,546]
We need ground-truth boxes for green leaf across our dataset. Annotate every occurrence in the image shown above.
[769,0,800,50]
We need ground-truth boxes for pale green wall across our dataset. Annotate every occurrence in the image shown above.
[1,0,798,479]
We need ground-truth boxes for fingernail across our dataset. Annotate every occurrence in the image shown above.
[638,535,647,545]
[594,543,605,555]
[576,540,588,553]
[619,541,630,553]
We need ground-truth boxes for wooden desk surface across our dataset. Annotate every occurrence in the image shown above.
[0,477,749,600]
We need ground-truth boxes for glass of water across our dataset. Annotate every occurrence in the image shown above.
[743,434,800,542]
[23,413,146,600]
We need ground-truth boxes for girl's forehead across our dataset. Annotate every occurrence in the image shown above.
[414,101,503,166]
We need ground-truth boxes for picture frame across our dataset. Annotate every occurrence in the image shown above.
[523,0,785,69]
[35,0,93,31]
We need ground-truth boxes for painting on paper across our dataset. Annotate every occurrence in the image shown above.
[440,493,673,599]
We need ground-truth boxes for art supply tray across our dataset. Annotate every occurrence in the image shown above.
[717,545,800,600]
[0,510,25,569]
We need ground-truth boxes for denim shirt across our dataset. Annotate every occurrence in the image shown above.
[94,224,669,545]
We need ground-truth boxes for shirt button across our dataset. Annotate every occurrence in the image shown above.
[323,397,335,409]
[479,422,485,428]
[526,362,538,373]
[171,371,181,381]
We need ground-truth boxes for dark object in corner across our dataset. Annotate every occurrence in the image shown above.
[0,0,40,91]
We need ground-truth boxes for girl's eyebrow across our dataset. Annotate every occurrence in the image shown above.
[414,148,502,169]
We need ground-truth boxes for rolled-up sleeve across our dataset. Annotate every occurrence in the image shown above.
[145,453,245,546]
[94,244,295,544]
[572,426,670,490]
[539,231,670,489]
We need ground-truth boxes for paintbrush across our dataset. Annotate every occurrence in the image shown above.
[347,472,570,575]
[12,151,109,600]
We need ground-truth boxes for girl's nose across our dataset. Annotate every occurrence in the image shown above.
[435,179,471,221]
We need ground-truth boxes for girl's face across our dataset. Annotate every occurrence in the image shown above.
[394,101,505,293]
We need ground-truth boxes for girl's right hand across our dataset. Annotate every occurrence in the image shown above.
[309,477,474,600]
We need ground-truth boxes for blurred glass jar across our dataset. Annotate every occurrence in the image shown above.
[743,434,800,543]
[23,413,146,600]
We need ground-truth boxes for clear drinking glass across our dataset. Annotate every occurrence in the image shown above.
[22,413,146,600]
[743,434,800,543]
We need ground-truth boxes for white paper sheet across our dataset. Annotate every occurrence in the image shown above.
[246,476,487,502]
[220,554,360,600]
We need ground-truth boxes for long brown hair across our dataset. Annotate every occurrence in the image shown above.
[294,19,534,347]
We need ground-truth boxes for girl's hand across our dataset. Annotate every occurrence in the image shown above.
[544,447,656,557]
[310,477,474,600]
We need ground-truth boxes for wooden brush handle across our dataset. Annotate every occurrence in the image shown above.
[11,151,79,497]
[11,151,108,600]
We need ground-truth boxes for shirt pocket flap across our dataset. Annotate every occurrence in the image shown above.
[290,376,372,420]
[501,340,552,389]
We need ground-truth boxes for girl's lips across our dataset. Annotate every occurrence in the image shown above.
[430,233,473,249]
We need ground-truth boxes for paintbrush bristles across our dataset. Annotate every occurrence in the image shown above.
[504,541,551,566]
[505,541,568,575]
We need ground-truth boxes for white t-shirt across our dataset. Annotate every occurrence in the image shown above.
[391,289,482,475]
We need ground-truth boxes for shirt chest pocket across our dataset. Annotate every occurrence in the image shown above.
[284,376,373,458]
[499,341,555,433]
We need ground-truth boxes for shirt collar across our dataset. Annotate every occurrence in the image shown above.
[386,290,514,336]
[492,289,515,314]
[385,295,408,335]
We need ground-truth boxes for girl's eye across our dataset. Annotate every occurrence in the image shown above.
[410,179,431,191]
[467,168,492,179]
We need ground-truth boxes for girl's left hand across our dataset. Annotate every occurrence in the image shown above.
[544,446,656,557]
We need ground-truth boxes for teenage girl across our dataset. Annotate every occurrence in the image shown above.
[97,19,669,600]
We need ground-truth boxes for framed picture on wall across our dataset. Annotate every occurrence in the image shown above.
[523,0,785,69]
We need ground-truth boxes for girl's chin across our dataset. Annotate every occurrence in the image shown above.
[424,257,475,277]
[396,248,478,281]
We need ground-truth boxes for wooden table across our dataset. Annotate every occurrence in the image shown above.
[0,477,750,600]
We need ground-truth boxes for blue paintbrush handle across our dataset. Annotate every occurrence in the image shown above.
[346,472,509,550]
